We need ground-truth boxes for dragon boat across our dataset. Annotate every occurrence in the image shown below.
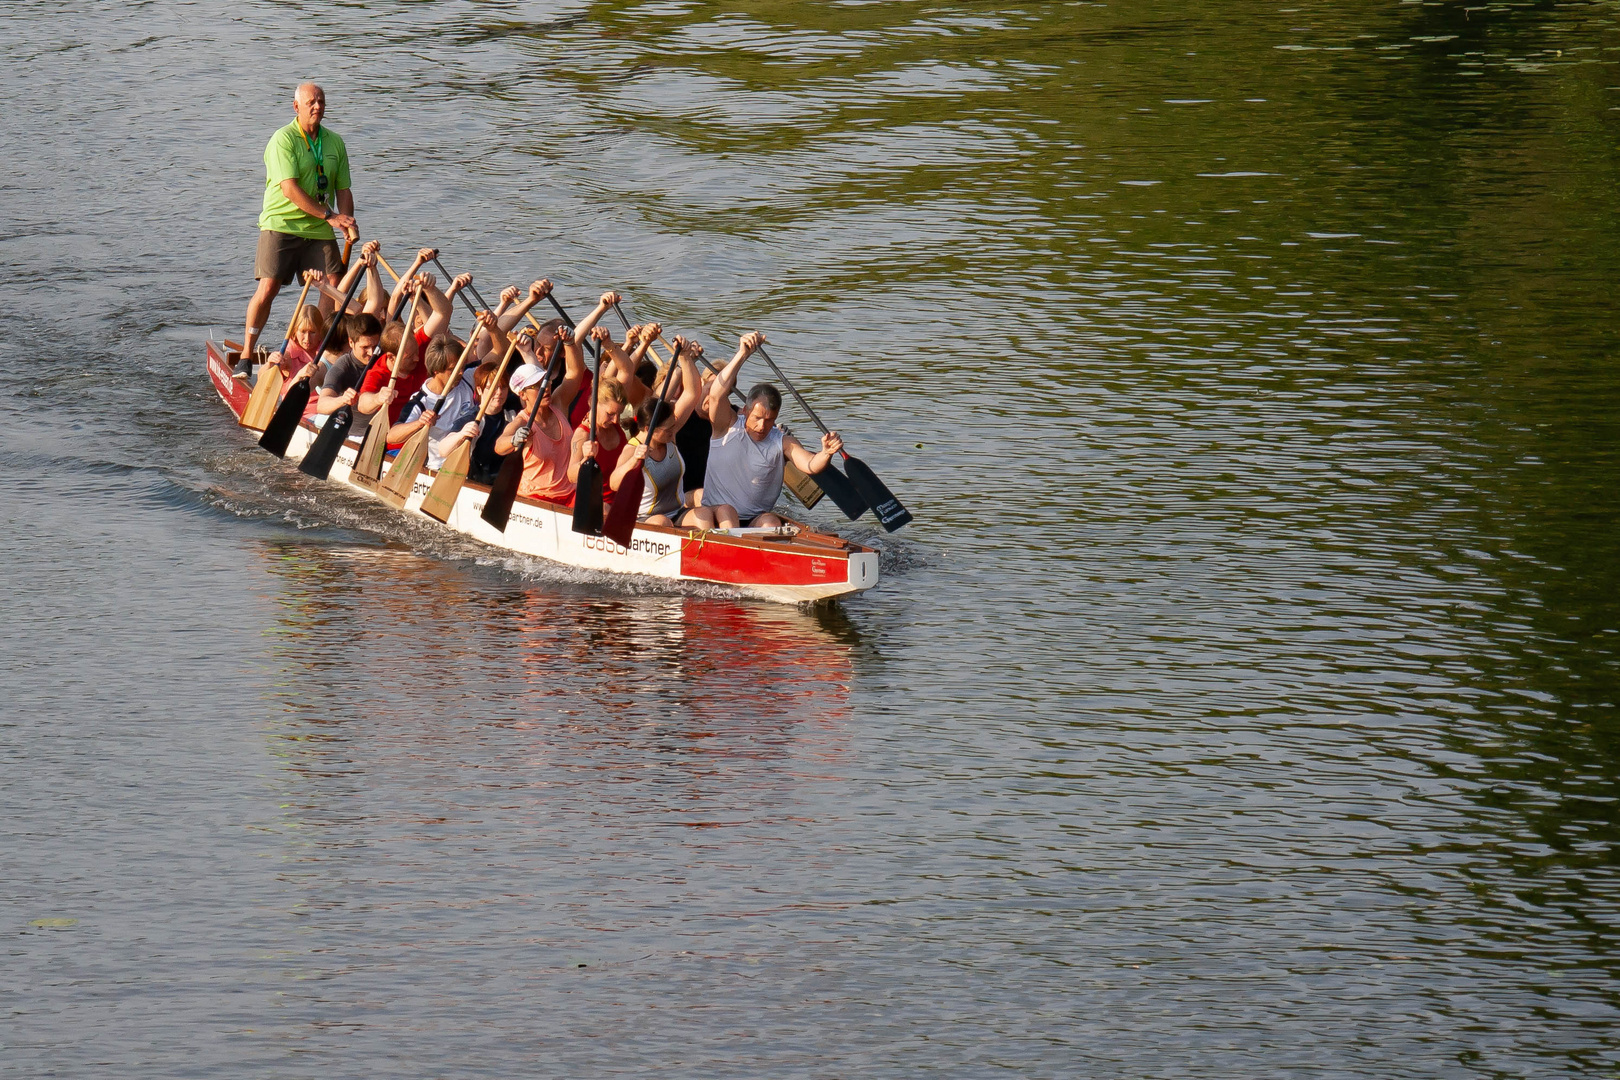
[207,341,880,605]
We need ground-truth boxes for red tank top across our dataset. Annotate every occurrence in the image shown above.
[584,419,625,501]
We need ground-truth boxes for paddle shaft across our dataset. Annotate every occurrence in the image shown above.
[752,344,906,528]
[420,332,482,423]
[643,340,682,437]
[291,269,365,389]
[476,330,527,424]
[376,287,423,406]
[278,265,376,464]
[753,344,837,441]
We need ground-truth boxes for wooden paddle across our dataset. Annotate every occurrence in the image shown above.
[376,410,431,508]
[755,344,911,531]
[571,344,607,536]
[350,287,423,488]
[261,266,368,457]
[602,341,682,548]
[419,330,528,523]
[240,275,312,430]
[378,327,482,509]
[480,336,567,532]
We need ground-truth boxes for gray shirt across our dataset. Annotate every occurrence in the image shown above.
[320,352,375,437]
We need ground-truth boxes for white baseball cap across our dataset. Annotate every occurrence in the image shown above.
[509,363,545,394]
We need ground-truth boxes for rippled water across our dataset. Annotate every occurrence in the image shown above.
[4,1,1620,1076]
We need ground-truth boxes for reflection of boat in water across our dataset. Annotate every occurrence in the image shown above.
[255,542,858,747]
[209,341,879,604]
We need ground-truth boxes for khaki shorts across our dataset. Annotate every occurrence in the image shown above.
[255,229,342,285]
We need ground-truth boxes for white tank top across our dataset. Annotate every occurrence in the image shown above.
[637,437,685,518]
[704,417,784,521]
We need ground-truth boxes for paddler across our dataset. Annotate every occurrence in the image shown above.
[699,332,844,530]
[614,339,720,530]
[241,83,358,366]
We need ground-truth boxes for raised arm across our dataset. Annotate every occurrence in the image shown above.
[654,340,704,443]
[362,252,388,317]
[497,279,553,332]
[420,274,458,340]
[625,323,659,369]
[590,326,650,408]
[570,291,621,345]
[705,331,764,432]
[782,428,843,476]
[387,247,437,319]
[325,242,373,312]
[552,326,589,410]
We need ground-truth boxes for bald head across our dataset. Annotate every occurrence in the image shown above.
[293,83,326,135]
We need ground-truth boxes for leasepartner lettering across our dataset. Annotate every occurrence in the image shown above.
[581,534,672,558]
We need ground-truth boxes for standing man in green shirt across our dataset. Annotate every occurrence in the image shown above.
[240,82,358,365]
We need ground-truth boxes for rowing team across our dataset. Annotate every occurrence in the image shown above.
[250,243,844,529]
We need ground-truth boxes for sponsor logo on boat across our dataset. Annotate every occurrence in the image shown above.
[582,534,671,558]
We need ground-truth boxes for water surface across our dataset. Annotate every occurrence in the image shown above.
[3,1,1619,1076]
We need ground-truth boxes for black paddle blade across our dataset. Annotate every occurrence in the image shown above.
[571,461,603,535]
[843,455,911,531]
[298,409,353,480]
[258,378,312,458]
[812,460,868,520]
[481,452,524,532]
[601,470,643,549]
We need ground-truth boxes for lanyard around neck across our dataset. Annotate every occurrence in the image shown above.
[297,124,323,165]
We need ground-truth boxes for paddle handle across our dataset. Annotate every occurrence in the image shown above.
[340,237,354,273]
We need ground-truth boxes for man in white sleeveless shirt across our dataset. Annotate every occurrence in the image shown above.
[700,331,844,528]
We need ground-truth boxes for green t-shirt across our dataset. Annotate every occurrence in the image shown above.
[258,121,351,239]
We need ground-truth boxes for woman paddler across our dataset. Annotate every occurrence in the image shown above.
[609,338,719,530]
[496,319,590,506]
